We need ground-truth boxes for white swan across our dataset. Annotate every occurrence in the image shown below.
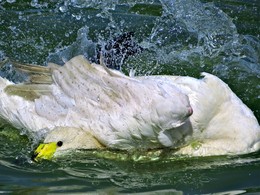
[0,55,259,159]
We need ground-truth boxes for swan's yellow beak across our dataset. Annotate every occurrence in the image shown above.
[32,141,63,162]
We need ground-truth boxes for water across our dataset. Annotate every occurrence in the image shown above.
[0,0,260,194]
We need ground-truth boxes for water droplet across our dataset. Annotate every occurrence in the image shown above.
[76,15,81,20]
[59,5,68,13]
[7,0,16,3]
[30,0,38,7]
[62,57,68,63]
[72,14,82,20]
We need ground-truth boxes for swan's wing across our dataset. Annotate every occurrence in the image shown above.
[10,58,108,95]
[2,56,193,149]
[47,55,146,117]
[11,61,52,84]
[2,56,136,128]
[4,84,52,101]
[3,55,131,120]
[3,56,115,101]
[3,61,53,101]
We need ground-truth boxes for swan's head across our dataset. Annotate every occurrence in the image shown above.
[32,127,104,162]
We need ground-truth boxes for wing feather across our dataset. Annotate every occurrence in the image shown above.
[3,61,53,101]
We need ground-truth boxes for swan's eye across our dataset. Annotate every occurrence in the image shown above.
[57,141,63,147]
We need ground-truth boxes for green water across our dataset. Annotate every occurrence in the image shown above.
[0,0,260,194]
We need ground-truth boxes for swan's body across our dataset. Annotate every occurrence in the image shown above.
[0,55,259,157]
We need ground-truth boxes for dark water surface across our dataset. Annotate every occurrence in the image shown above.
[0,0,260,194]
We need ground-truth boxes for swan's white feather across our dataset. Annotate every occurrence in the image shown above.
[0,55,259,156]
